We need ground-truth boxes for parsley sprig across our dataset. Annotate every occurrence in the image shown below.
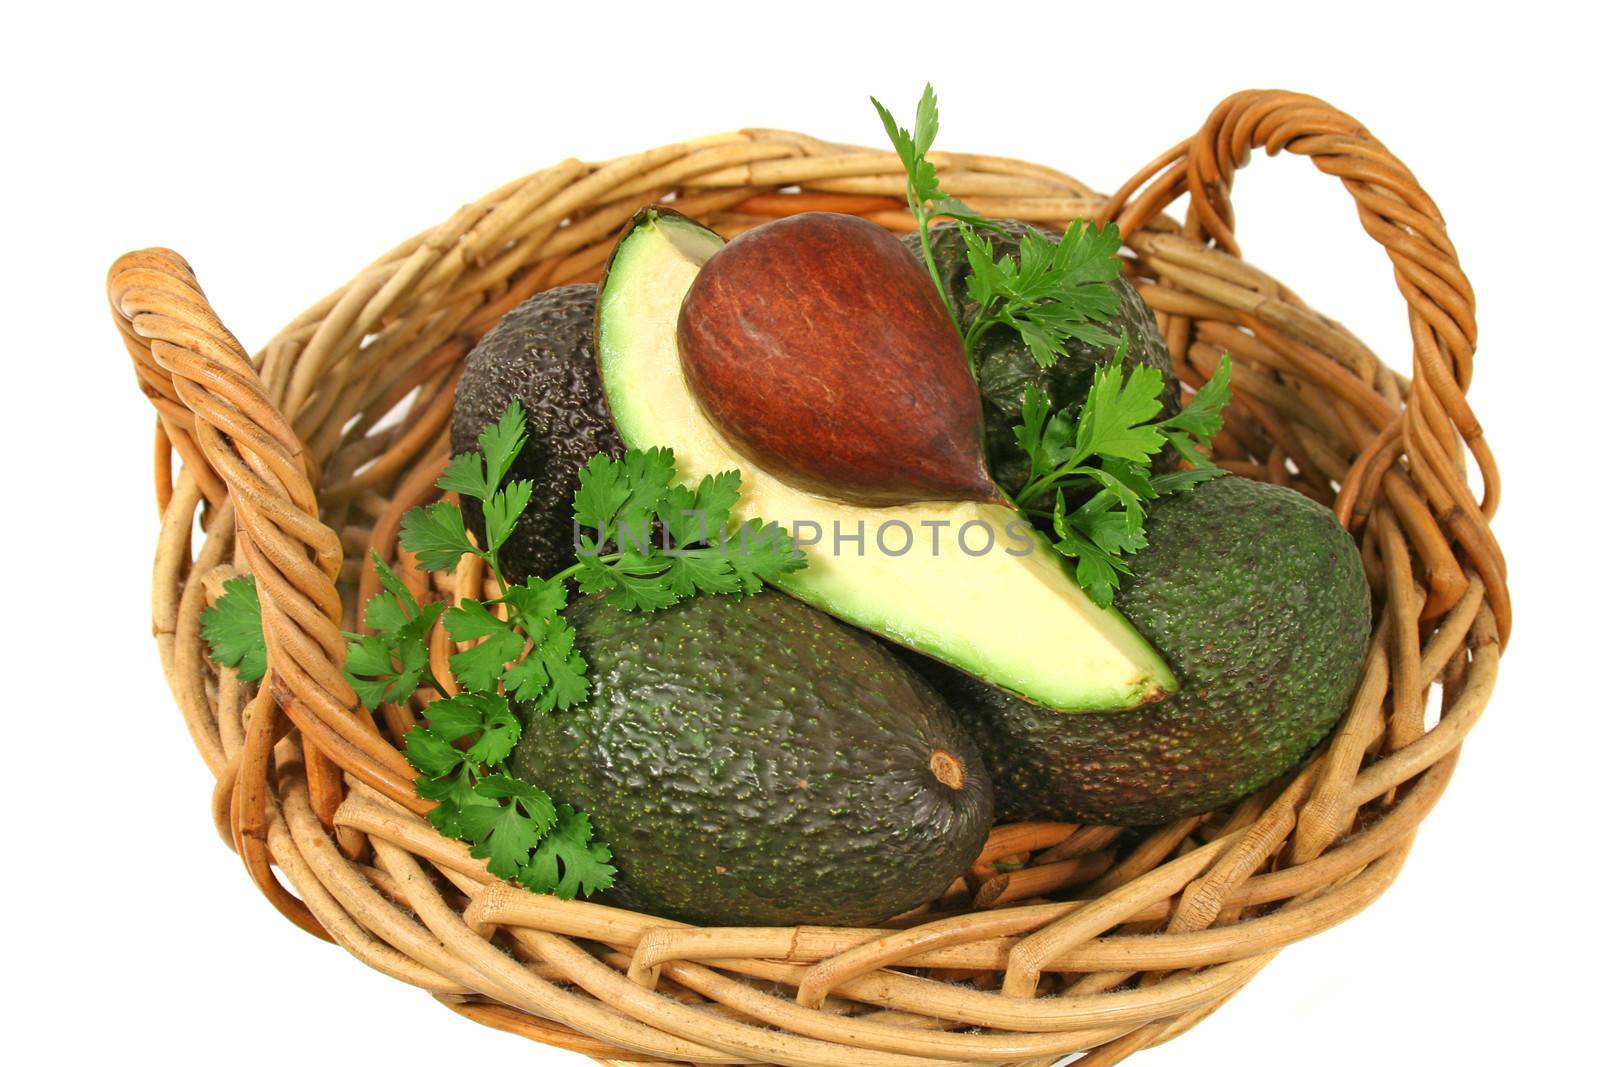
[397,688,615,895]
[873,84,1234,608]
[202,400,804,900]
[959,220,1123,365]
[872,84,1123,372]
[1013,345,1233,606]
[403,399,531,592]
[403,410,803,621]
[569,452,804,609]
[872,85,988,327]
[392,411,592,714]
[344,554,448,709]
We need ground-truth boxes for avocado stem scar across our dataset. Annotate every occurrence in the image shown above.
[929,749,965,790]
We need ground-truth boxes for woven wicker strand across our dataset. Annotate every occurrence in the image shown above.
[109,90,1505,1066]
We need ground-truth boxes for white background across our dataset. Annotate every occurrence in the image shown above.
[4,2,1591,1064]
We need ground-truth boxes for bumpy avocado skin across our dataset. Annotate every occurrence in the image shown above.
[905,220,1181,492]
[927,477,1370,826]
[451,284,623,581]
[510,591,994,926]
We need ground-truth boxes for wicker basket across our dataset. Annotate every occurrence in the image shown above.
[107,89,1506,1066]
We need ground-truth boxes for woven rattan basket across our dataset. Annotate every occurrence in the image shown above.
[108,89,1506,1066]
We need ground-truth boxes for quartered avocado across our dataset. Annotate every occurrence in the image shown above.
[594,209,1176,712]
[925,476,1371,825]
[509,590,993,927]
[907,220,1182,492]
[452,283,624,581]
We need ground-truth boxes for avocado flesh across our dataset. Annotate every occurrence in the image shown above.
[595,210,1176,712]
[925,476,1372,825]
[509,590,993,927]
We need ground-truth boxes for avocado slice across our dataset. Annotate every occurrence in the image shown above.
[924,476,1372,825]
[510,590,993,927]
[594,209,1176,711]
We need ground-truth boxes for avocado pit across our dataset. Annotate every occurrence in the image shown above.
[676,212,1000,506]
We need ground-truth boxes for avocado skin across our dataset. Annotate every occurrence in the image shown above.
[905,220,1181,492]
[451,284,623,581]
[926,477,1370,826]
[510,591,994,926]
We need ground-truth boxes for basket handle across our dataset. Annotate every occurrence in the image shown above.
[108,250,423,821]
[1099,89,1507,640]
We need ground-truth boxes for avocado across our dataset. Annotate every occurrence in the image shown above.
[509,590,993,926]
[595,209,1176,712]
[905,221,1182,493]
[924,476,1371,825]
[451,284,624,581]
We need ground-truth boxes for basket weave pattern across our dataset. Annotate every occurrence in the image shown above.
[108,90,1505,1066]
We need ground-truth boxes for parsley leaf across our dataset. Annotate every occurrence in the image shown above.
[403,723,469,778]
[1051,490,1138,609]
[404,703,583,887]
[659,470,741,548]
[521,805,616,900]
[407,402,541,589]
[570,452,631,536]
[346,635,416,710]
[1072,346,1169,464]
[478,400,528,490]
[574,550,682,611]
[439,400,530,501]
[435,451,493,503]
[483,478,534,555]
[719,520,807,594]
[201,575,268,682]
[422,691,522,766]
[516,617,589,712]
[1012,384,1051,482]
[500,577,568,622]
[1156,355,1232,467]
[443,600,526,693]
[404,695,548,868]
[344,553,446,709]
[415,764,485,839]
[400,501,475,574]
[1163,354,1233,445]
[572,448,674,550]
[1150,467,1229,495]
[458,772,557,879]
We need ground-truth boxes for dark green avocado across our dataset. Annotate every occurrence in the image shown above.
[451,283,623,581]
[905,220,1181,492]
[924,476,1371,826]
[509,590,994,926]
